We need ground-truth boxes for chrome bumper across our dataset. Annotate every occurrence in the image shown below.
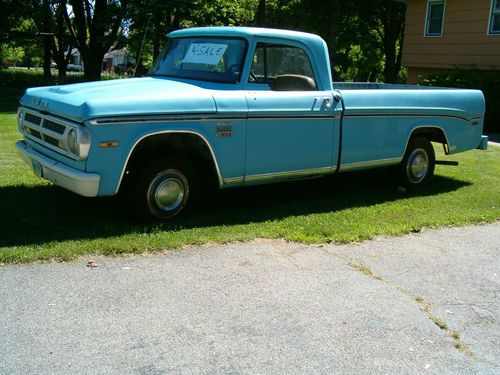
[16,140,100,197]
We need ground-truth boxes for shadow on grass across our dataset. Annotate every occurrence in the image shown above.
[0,88,23,114]
[0,169,470,248]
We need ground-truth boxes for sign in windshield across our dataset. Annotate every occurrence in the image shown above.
[182,43,228,65]
[149,37,247,84]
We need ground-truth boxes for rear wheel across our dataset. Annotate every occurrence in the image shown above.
[398,137,435,187]
[129,156,199,219]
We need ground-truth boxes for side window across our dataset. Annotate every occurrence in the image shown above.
[249,43,316,85]
[489,0,500,35]
[425,0,445,37]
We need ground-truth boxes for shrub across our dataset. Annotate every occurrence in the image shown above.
[0,68,86,90]
[419,67,500,133]
[0,68,122,91]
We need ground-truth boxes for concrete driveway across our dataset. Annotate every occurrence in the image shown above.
[1,222,499,374]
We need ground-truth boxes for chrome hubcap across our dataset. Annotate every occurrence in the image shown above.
[407,148,429,183]
[150,175,185,212]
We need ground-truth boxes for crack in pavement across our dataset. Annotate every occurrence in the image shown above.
[331,253,474,357]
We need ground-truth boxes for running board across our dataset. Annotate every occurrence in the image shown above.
[435,160,459,166]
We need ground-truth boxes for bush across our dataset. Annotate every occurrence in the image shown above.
[0,68,86,90]
[0,68,122,91]
[419,67,500,133]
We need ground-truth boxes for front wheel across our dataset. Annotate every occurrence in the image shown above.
[398,137,435,187]
[129,156,199,219]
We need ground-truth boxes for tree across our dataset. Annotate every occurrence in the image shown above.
[33,0,74,78]
[50,1,74,78]
[0,45,25,67]
[264,0,406,83]
[127,0,194,75]
[255,0,266,26]
[0,0,37,68]
[188,0,257,27]
[127,0,256,74]
[377,0,406,83]
[63,0,130,80]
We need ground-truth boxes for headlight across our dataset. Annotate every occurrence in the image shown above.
[67,128,78,154]
[17,110,25,133]
[65,126,92,159]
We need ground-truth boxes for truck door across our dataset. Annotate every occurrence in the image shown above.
[244,42,341,183]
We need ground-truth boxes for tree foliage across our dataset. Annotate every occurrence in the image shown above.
[3,0,407,82]
[261,0,406,83]
[127,0,196,75]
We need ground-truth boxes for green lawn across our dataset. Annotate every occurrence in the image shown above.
[1,88,499,263]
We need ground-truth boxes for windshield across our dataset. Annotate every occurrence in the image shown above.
[148,37,248,84]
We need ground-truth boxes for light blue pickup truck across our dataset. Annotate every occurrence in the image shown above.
[16,27,489,219]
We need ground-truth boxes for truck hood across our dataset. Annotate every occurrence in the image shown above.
[20,77,217,123]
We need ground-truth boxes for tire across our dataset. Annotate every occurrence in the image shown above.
[129,156,200,220]
[398,137,435,187]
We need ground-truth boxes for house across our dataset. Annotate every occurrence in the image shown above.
[103,48,136,73]
[61,48,84,71]
[67,48,83,67]
[63,47,135,73]
[402,0,500,83]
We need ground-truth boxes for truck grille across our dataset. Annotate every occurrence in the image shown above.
[19,108,79,158]
[24,112,42,126]
[43,119,66,134]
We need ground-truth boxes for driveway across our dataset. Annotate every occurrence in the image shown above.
[1,222,499,374]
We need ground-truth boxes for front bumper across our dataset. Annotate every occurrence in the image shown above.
[16,140,100,197]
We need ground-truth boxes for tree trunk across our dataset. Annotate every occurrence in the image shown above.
[152,10,163,61]
[58,64,67,78]
[382,1,406,83]
[327,0,340,80]
[82,50,105,81]
[43,34,52,78]
[256,0,266,26]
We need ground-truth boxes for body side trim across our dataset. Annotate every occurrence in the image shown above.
[90,114,340,125]
[339,157,402,172]
[223,176,245,184]
[244,166,333,183]
[89,116,245,125]
[343,113,472,122]
[88,112,467,126]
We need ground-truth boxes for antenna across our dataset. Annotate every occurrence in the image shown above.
[133,15,151,77]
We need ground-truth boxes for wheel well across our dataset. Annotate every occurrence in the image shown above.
[409,127,448,152]
[120,133,220,192]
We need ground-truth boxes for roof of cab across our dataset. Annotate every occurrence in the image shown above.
[168,26,325,46]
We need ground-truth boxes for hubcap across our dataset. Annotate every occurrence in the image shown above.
[149,174,185,212]
[407,148,429,183]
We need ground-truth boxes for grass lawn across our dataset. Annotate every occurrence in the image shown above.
[1,88,499,263]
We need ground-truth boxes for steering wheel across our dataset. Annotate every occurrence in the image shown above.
[229,64,240,75]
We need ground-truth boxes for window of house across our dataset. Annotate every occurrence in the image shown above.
[249,43,316,85]
[425,0,445,37]
[489,0,500,34]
